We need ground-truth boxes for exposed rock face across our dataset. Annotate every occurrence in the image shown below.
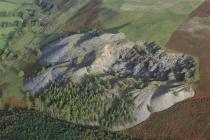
[24,64,68,92]
[24,33,196,130]
[40,33,126,65]
[112,82,194,131]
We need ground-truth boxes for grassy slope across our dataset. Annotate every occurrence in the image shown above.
[0,1,24,49]
[0,39,6,48]
[0,109,132,140]
[0,2,16,49]
[12,32,34,51]
[0,27,16,36]
[0,34,10,49]
[5,0,34,4]
[0,0,89,109]
[0,70,25,109]
[103,0,204,47]
[0,1,18,12]
[0,1,34,109]
[0,17,22,22]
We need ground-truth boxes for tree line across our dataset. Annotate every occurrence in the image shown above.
[33,75,136,129]
[0,109,133,140]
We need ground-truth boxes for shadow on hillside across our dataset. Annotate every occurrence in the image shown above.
[103,22,131,33]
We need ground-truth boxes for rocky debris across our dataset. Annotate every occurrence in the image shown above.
[111,42,195,82]
[40,34,84,65]
[112,82,194,131]
[151,84,194,112]
[40,33,126,66]
[24,33,196,130]
[24,65,68,93]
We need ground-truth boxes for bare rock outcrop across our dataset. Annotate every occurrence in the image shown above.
[24,33,196,130]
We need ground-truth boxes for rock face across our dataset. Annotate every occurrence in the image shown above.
[111,82,194,131]
[24,33,196,130]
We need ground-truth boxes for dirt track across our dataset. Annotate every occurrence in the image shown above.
[128,1,210,139]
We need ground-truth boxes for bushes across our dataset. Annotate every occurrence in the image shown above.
[76,55,85,65]
[0,20,22,28]
[18,70,25,78]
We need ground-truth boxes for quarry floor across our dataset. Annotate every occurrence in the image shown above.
[127,0,210,139]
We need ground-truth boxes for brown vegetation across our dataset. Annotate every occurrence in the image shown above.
[0,83,8,94]
[166,0,210,92]
[126,94,210,140]
[24,61,40,76]
[127,0,210,139]
[64,0,116,33]
[4,97,29,109]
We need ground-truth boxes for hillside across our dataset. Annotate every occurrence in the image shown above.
[0,109,132,140]
[23,33,196,130]
[0,0,208,140]
[127,0,210,139]
[102,0,205,46]
[0,0,204,110]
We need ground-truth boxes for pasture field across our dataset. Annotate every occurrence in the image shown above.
[5,0,34,4]
[11,32,34,51]
[0,17,22,22]
[0,39,6,49]
[0,70,25,109]
[0,2,22,50]
[0,27,16,49]
[0,1,35,109]
[0,1,18,12]
[103,0,205,47]
[0,38,5,44]
[0,27,16,35]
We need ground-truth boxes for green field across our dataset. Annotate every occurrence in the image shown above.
[0,39,6,48]
[0,27,15,49]
[0,27,16,35]
[0,1,25,50]
[0,1,18,12]
[0,1,35,109]
[5,0,34,4]
[0,70,24,109]
[103,0,204,47]
[12,32,34,51]
[0,17,22,22]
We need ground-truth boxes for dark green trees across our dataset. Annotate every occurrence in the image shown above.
[0,109,133,140]
[35,75,136,129]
